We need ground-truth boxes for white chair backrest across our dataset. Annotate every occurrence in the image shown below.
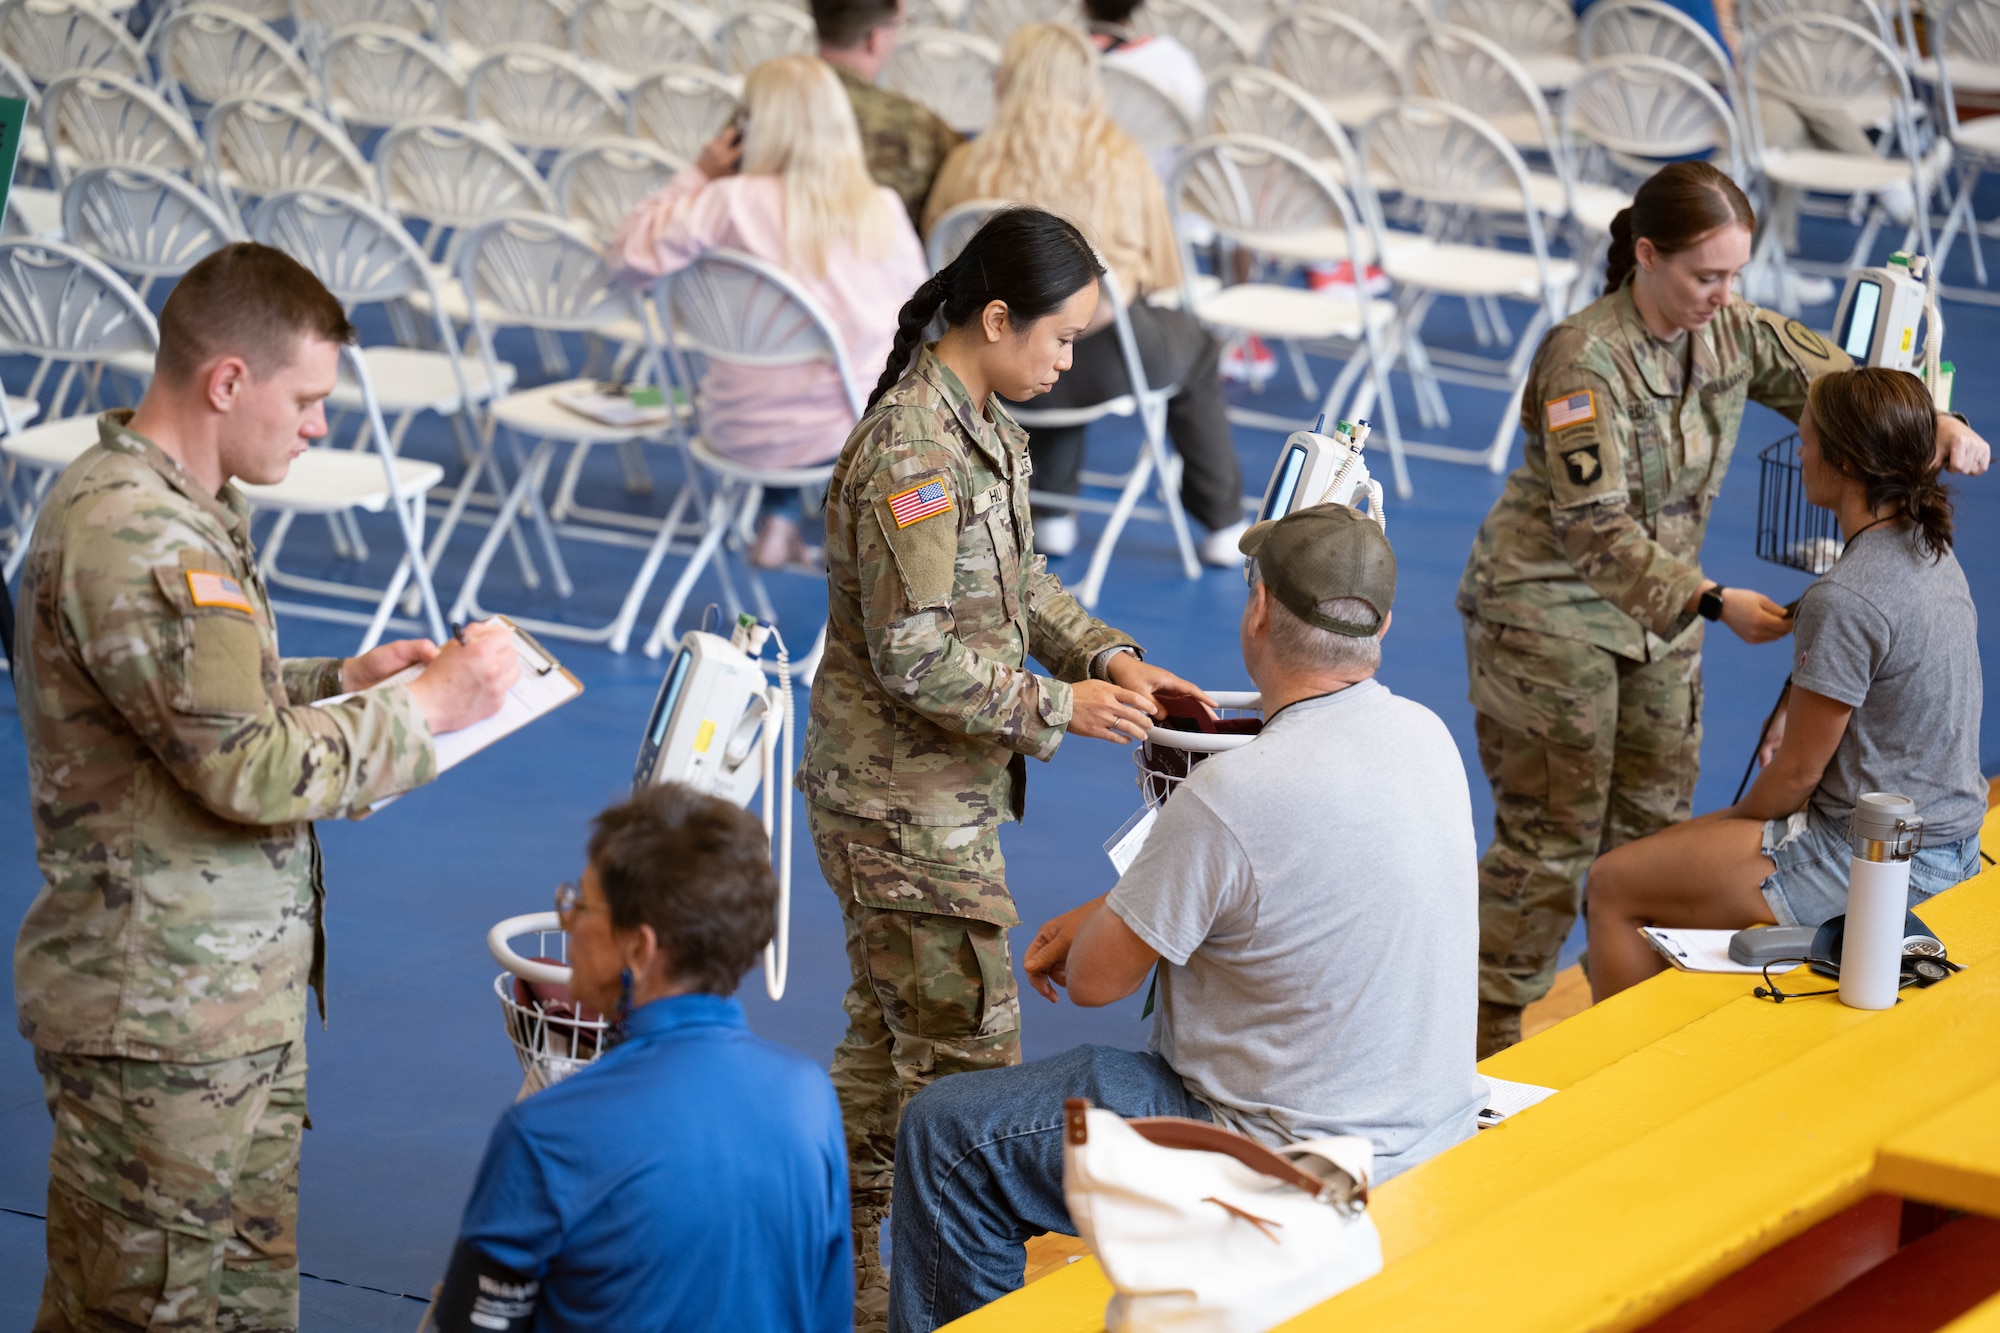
[1936,0,2000,66]
[964,0,1075,44]
[1292,0,1426,50]
[0,237,158,362]
[1407,23,1561,157]
[1437,0,1577,57]
[320,23,466,128]
[456,211,648,358]
[1167,132,1373,273]
[1205,64,1359,179]
[149,4,319,110]
[549,134,683,238]
[0,45,34,107]
[1743,13,1909,116]
[41,71,205,188]
[252,184,439,307]
[1102,63,1196,155]
[1578,0,1734,91]
[570,0,715,75]
[1131,0,1253,70]
[661,247,864,419]
[61,161,242,278]
[714,3,814,75]
[1559,54,1743,176]
[442,0,571,53]
[1739,0,1891,42]
[925,195,1005,271]
[1261,8,1404,108]
[904,0,957,26]
[293,0,437,34]
[880,27,999,135]
[205,93,376,204]
[628,61,740,160]
[376,115,556,238]
[466,42,626,151]
[0,0,145,84]
[1360,97,1536,206]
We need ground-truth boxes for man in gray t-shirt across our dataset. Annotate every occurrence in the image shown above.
[883,506,1486,1333]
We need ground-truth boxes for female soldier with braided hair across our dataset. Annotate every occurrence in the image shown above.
[1584,367,1987,998]
[797,206,1208,1331]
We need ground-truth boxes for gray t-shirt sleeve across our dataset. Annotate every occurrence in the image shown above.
[1793,581,1893,708]
[1105,789,1254,966]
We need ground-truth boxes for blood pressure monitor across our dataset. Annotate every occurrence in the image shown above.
[1254,417,1386,530]
[1832,253,1928,373]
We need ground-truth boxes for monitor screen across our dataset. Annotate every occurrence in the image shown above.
[1841,279,1883,361]
[1260,445,1308,522]
[648,648,692,748]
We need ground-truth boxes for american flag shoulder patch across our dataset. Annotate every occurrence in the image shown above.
[185,569,255,614]
[886,478,953,529]
[1545,390,1597,432]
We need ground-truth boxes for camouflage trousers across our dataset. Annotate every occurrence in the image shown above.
[33,1042,306,1333]
[1465,617,1703,1012]
[806,802,1023,1330]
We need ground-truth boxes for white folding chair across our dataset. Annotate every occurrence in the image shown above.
[1102,62,1197,165]
[569,0,716,85]
[1260,7,1406,129]
[1743,15,1940,283]
[880,27,999,135]
[61,160,241,299]
[1578,0,1737,102]
[1436,0,1582,92]
[963,0,1075,44]
[0,239,154,581]
[1927,0,2000,293]
[1166,133,1408,490]
[905,0,959,27]
[1131,0,1250,72]
[293,0,437,35]
[204,93,377,215]
[922,192,1004,271]
[147,3,320,119]
[713,2,814,75]
[1206,64,1358,184]
[1356,98,1579,476]
[641,247,858,657]
[439,0,571,68]
[628,61,739,161]
[1283,0,1425,53]
[466,42,626,162]
[1558,55,1746,191]
[549,135,684,240]
[450,210,693,652]
[40,70,206,190]
[319,23,466,130]
[0,0,146,85]
[1739,0,1892,42]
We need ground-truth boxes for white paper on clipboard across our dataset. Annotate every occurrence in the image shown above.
[1104,806,1158,876]
[1639,927,1765,974]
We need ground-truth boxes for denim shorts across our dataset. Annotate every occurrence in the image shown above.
[1759,807,1985,927]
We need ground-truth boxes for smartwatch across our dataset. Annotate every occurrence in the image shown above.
[1698,585,1727,622]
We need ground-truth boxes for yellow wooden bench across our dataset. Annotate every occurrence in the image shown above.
[947,803,2000,1332]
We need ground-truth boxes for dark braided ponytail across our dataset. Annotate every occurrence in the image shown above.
[867,206,1105,411]
[1806,368,1955,560]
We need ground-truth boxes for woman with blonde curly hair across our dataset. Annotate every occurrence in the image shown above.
[923,22,1247,564]
[614,54,928,568]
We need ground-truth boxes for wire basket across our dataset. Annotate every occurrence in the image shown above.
[1133,692,1264,810]
[488,912,612,1099]
[1756,433,1844,575]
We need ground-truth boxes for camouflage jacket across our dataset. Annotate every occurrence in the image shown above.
[835,63,963,229]
[800,347,1138,827]
[13,413,436,1061]
[1458,284,1850,660]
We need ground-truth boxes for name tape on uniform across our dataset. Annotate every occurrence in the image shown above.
[185,569,255,614]
[887,479,953,529]
[1545,390,1596,432]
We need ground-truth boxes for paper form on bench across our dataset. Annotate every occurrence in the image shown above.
[1640,927,1766,974]
[1477,1077,1557,1128]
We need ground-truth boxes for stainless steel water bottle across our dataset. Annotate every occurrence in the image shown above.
[1841,792,1923,1010]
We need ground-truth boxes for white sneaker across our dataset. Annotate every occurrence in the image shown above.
[1198,519,1251,568]
[1036,513,1079,557]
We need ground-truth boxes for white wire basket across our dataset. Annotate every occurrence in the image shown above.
[1132,691,1263,810]
[488,911,612,1098]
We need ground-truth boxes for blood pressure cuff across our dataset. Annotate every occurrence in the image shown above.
[431,1239,540,1332]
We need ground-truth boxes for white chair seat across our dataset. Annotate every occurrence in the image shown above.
[1321,92,1396,128]
[1383,239,1580,298]
[1954,114,2000,158]
[102,347,157,380]
[0,412,98,473]
[1760,146,1919,193]
[1519,51,1583,91]
[687,435,835,487]
[330,346,519,415]
[237,448,446,515]
[1572,182,1632,235]
[490,379,675,444]
[1146,272,1221,310]
[1227,227,1424,266]
[1194,283,1397,340]
[8,186,63,239]
[1939,55,2000,96]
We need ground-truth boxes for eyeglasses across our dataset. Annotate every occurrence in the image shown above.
[554,881,603,929]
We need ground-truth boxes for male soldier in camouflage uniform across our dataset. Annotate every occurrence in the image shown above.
[1457,258,1860,1058]
[814,0,964,226]
[13,244,517,1332]
[801,340,1200,1330]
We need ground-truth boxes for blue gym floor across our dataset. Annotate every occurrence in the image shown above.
[4,212,1999,1329]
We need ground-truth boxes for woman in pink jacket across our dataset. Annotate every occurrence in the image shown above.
[612,54,929,568]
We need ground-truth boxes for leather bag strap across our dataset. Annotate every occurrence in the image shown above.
[1127,1114,1325,1199]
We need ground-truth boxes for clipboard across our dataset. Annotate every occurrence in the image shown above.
[1639,926,1766,975]
[316,616,583,809]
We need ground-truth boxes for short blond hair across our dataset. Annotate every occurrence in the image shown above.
[740,55,897,276]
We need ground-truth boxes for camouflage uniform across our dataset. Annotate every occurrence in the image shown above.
[834,63,964,229]
[13,412,436,1331]
[1457,285,1849,1050]
[800,347,1137,1328]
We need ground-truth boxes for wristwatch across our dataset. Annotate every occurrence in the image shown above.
[1698,585,1727,622]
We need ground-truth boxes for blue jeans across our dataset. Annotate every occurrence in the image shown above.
[887,1045,1211,1333]
[1760,807,1984,926]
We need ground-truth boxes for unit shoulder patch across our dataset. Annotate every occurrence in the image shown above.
[1561,441,1605,487]
[1753,305,1852,377]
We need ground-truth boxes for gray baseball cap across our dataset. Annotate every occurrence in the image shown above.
[1238,504,1396,637]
